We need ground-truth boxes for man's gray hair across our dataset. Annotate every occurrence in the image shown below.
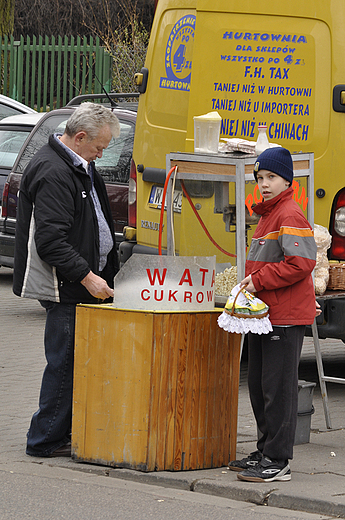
[64,102,120,140]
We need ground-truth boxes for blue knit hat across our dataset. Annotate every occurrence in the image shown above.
[253,147,293,186]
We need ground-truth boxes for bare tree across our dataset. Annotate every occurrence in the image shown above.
[0,0,15,36]
[13,0,154,39]
[14,0,82,37]
[76,0,153,92]
[12,0,154,93]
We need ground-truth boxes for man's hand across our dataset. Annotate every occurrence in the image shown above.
[81,271,114,300]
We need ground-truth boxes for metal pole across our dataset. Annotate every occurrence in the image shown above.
[235,160,246,282]
[311,319,332,429]
[166,154,174,256]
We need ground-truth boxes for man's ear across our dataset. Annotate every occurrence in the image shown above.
[75,131,87,143]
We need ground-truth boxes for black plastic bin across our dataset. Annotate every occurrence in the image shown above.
[294,380,316,445]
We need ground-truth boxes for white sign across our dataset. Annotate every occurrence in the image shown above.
[114,254,216,311]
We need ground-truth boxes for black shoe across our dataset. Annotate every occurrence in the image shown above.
[48,443,72,458]
[228,450,262,472]
[237,456,291,482]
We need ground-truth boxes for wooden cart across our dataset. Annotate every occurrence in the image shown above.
[72,305,241,471]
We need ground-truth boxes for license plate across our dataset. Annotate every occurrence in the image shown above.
[149,185,182,213]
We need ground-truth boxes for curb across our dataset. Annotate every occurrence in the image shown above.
[53,460,345,519]
[268,492,345,519]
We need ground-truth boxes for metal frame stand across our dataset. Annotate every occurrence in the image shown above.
[165,151,314,273]
[311,320,332,428]
[312,292,345,429]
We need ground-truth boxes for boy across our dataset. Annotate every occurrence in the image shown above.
[229,147,318,482]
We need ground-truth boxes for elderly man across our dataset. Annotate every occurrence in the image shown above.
[13,102,120,457]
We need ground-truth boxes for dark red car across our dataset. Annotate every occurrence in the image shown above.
[0,94,137,268]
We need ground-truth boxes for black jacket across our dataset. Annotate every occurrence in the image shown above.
[13,135,119,304]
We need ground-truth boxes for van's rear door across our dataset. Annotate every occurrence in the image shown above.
[186,1,330,158]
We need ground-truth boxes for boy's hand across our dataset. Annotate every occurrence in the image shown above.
[315,301,322,317]
[240,275,257,293]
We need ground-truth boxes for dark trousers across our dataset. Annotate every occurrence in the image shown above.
[26,301,76,456]
[247,325,305,462]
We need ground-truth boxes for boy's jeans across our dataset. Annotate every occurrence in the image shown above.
[26,301,76,457]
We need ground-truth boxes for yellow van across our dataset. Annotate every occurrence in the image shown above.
[120,0,345,340]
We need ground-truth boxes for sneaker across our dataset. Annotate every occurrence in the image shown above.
[228,450,262,472]
[237,456,291,482]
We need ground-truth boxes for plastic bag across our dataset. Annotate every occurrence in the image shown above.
[224,284,268,316]
[314,224,332,295]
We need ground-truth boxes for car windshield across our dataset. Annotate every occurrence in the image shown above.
[0,105,27,120]
[16,112,134,183]
[0,128,32,168]
[16,113,71,173]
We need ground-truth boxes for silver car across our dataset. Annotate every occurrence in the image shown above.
[0,94,35,120]
[0,112,45,202]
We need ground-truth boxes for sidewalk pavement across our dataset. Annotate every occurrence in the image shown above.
[1,266,345,518]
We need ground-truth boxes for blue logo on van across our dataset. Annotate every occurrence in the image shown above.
[160,15,196,91]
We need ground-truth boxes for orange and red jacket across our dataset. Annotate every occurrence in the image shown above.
[245,187,317,326]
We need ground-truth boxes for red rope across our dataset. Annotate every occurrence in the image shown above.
[158,166,177,255]
[158,167,237,258]
[180,180,237,258]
